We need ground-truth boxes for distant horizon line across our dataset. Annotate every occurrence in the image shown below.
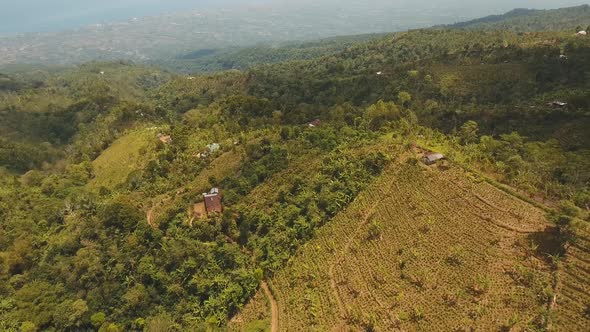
[1,1,583,37]
[0,0,274,36]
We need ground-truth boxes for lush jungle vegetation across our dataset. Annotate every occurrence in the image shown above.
[0,8,589,331]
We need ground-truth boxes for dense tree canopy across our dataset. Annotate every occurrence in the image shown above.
[0,22,589,331]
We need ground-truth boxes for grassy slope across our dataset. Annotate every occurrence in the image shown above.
[236,156,557,331]
[87,128,155,190]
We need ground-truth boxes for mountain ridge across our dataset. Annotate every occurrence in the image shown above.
[444,4,590,31]
[2,3,588,68]
[0,5,589,331]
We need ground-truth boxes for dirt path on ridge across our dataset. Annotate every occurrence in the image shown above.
[261,281,279,332]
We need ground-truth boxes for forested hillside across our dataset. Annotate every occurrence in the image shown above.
[155,34,385,73]
[0,10,589,331]
[169,4,590,73]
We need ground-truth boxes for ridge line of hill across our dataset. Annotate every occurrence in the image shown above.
[441,4,590,31]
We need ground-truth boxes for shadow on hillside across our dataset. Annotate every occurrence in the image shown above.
[526,226,561,263]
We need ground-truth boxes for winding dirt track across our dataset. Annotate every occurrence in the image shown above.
[146,192,175,227]
[261,281,279,332]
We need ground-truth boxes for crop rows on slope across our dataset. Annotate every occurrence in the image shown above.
[552,222,590,332]
[335,165,553,331]
[229,141,397,330]
[227,287,270,332]
[464,173,549,233]
[270,170,393,330]
[269,162,554,331]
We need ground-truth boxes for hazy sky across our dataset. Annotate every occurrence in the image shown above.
[0,0,587,34]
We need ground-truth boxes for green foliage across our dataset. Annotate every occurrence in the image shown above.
[549,200,583,255]
[0,15,589,331]
[144,313,177,332]
[91,312,107,328]
[19,321,37,332]
[0,139,60,172]
[367,221,382,240]
[221,95,273,127]
[398,91,412,107]
[459,120,479,144]
[365,101,401,130]
[99,195,144,231]
[161,34,381,73]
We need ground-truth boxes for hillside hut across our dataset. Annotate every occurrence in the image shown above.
[308,119,321,128]
[422,152,445,165]
[203,188,223,216]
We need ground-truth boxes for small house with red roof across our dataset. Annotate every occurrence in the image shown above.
[203,188,223,216]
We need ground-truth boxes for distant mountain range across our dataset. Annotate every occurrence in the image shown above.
[0,2,463,67]
[445,4,590,31]
[163,4,590,74]
[1,2,588,68]
[1,4,590,331]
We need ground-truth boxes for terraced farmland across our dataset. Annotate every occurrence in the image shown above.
[552,221,590,331]
[241,161,559,331]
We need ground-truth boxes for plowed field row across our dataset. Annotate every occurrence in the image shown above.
[269,163,553,331]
